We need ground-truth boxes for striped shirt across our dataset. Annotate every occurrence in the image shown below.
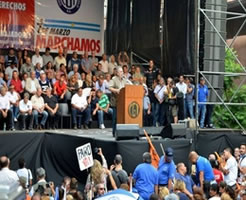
[98,94,109,109]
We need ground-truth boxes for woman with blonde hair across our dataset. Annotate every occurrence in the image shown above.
[173,179,189,200]
[85,148,116,199]
[159,186,169,200]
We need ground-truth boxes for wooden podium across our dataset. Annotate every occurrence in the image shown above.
[117,85,144,127]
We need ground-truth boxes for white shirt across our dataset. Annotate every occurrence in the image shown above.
[239,155,246,178]
[30,80,37,93]
[99,60,109,73]
[154,84,166,101]
[19,99,32,112]
[176,82,187,97]
[224,156,238,186]
[0,94,10,110]
[17,168,33,187]
[71,93,88,109]
[7,91,19,105]
[32,54,43,67]
[209,196,220,200]
[0,167,19,185]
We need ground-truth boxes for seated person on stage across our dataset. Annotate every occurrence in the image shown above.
[10,70,24,95]
[95,74,107,93]
[39,72,51,96]
[25,71,41,96]
[92,89,113,129]
[7,85,21,123]
[54,74,67,103]
[0,87,13,130]
[89,89,98,120]
[71,87,91,130]
[44,87,60,129]
[19,93,34,130]
[31,88,48,130]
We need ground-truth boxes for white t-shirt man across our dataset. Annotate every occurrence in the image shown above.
[176,82,187,98]
[0,94,10,110]
[7,91,19,106]
[224,156,238,186]
[17,168,33,187]
[71,93,88,110]
[154,84,166,102]
[19,99,32,113]
[0,167,19,185]
[99,60,109,73]
[32,54,43,67]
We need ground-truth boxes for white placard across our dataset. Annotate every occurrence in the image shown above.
[76,143,94,171]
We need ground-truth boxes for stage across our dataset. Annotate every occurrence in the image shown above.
[0,128,244,186]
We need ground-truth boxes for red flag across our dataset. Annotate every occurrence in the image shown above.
[144,130,160,168]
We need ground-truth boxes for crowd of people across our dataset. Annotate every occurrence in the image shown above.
[0,143,245,200]
[0,47,213,131]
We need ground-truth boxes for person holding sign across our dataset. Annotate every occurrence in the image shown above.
[85,148,117,199]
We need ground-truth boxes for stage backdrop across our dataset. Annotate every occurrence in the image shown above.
[0,0,104,55]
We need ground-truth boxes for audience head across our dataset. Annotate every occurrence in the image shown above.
[30,71,36,79]
[0,156,9,169]
[240,143,246,155]
[208,153,216,161]
[76,87,83,96]
[149,193,159,200]
[143,152,151,164]
[179,75,185,83]
[62,176,71,191]
[35,48,39,55]
[221,193,233,200]
[117,67,123,78]
[45,47,50,54]
[173,179,185,192]
[209,183,219,197]
[200,77,205,86]
[18,158,26,169]
[165,147,173,163]
[223,148,232,160]
[219,181,227,194]
[95,183,105,196]
[60,74,65,83]
[189,151,199,164]
[176,162,187,175]
[210,159,218,169]
[114,154,123,165]
[159,187,169,199]
[70,177,78,190]
[23,93,30,103]
[72,51,78,58]
[149,60,154,69]
[0,87,7,96]
[96,89,103,98]
[31,192,41,200]
[9,48,15,55]
[90,159,104,184]
[164,193,179,200]
[73,64,79,72]
[123,65,128,73]
[46,87,52,96]
[36,167,46,180]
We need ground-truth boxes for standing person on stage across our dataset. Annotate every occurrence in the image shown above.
[144,60,160,90]
[198,77,208,128]
[158,147,176,191]
[133,152,158,200]
[220,148,238,189]
[185,77,195,119]
[176,75,187,120]
[189,151,215,197]
[153,77,166,127]
[108,67,131,136]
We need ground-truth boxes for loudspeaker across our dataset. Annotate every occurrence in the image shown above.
[160,123,187,139]
[139,126,164,136]
[199,0,227,102]
[116,124,139,140]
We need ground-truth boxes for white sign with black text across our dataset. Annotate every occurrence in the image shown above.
[76,143,94,171]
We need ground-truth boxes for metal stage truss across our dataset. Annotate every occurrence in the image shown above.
[195,0,246,134]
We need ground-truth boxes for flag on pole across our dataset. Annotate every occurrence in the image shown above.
[144,130,160,168]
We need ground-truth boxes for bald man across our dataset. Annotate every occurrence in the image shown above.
[0,156,19,185]
[189,151,215,197]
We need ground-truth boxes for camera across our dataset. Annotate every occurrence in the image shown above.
[94,147,99,154]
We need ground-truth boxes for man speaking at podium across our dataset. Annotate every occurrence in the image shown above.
[109,67,132,136]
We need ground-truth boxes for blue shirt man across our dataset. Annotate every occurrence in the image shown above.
[189,151,214,197]
[158,147,176,190]
[197,77,208,128]
[175,163,195,198]
[133,152,158,200]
